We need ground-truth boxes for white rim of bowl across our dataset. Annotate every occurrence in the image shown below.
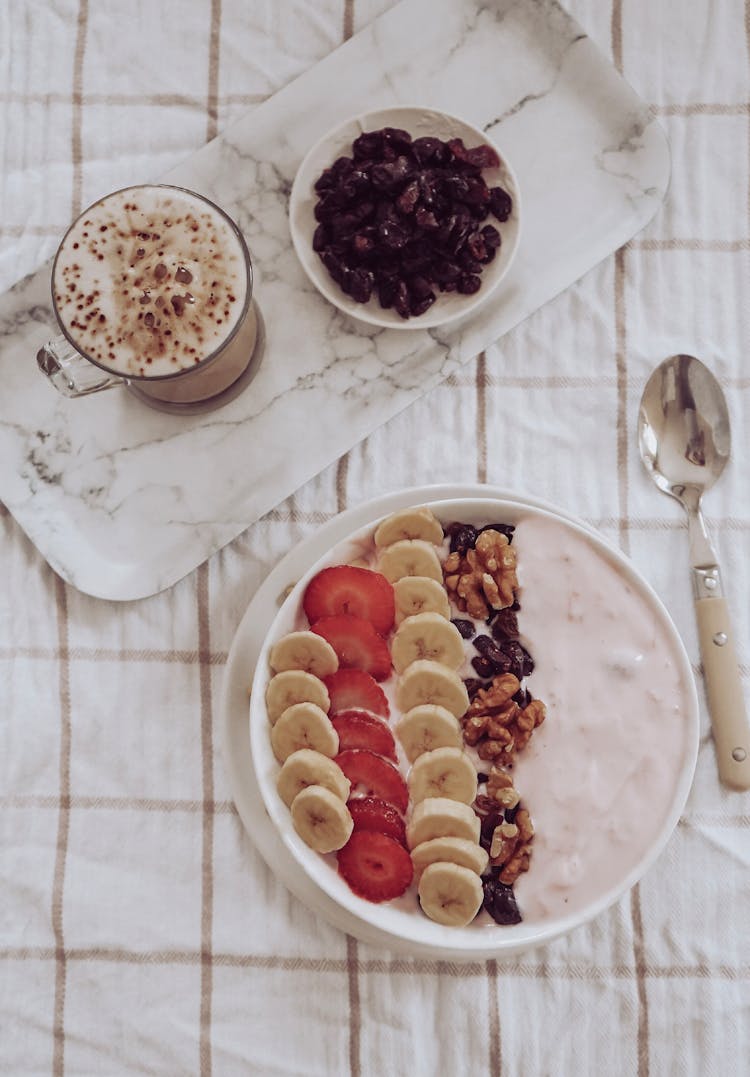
[249,496,700,953]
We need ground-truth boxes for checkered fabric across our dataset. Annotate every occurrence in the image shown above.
[1,1,749,1074]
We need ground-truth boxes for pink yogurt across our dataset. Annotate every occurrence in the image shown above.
[510,514,694,922]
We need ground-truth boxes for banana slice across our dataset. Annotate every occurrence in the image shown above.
[378,540,443,584]
[393,576,451,624]
[395,660,470,718]
[408,746,478,805]
[374,506,444,547]
[265,670,330,724]
[410,837,489,880]
[270,702,339,763]
[418,861,484,927]
[276,748,350,807]
[269,631,339,677]
[406,797,481,849]
[396,704,463,763]
[391,612,465,674]
[290,784,354,853]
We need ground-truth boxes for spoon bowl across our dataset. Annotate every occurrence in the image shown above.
[638,354,749,790]
[639,353,731,509]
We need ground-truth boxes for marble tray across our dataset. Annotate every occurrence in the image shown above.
[0,0,670,600]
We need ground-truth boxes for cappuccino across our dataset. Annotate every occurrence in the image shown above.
[52,185,256,403]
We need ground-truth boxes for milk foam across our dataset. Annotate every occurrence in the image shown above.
[53,186,248,378]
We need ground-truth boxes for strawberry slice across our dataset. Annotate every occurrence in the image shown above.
[303,565,395,635]
[337,831,413,902]
[311,615,391,681]
[348,796,407,846]
[335,748,409,813]
[324,669,389,719]
[332,710,397,762]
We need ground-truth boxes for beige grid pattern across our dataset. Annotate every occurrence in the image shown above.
[1,0,749,1074]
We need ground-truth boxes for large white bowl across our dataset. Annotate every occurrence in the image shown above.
[288,105,521,329]
[246,493,699,958]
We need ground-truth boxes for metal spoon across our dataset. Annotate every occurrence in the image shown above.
[638,353,749,790]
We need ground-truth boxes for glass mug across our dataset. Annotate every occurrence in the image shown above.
[36,184,261,413]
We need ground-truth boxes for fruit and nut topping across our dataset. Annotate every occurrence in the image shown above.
[311,126,514,318]
[263,505,548,928]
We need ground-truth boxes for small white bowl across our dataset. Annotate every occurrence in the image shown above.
[289,106,521,329]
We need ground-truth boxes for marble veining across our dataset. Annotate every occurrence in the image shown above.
[0,0,670,600]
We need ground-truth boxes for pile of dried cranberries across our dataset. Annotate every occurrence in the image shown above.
[311,126,514,319]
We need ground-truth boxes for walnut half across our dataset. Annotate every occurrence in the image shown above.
[443,530,518,619]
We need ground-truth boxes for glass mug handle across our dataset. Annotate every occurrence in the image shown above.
[36,334,125,397]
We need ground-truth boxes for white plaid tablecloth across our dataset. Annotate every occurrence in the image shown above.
[1,2,749,1074]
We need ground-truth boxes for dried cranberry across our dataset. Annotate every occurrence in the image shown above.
[312,224,329,252]
[447,522,478,554]
[464,144,500,169]
[457,273,481,295]
[459,251,482,274]
[472,655,495,679]
[396,179,420,214]
[383,126,413,151]
[371,156,413,192]
[481,224,501,250]
[412,136,445,165]
[377,275,398,309]
[482,877,522,925]
[489,186,513,221]
[393,279,411,319]
[410,292,436,317]
[490,608,519,640]
[415,206,439,230]
[477,523,515,542]
[473,634,495,657]
[349,268,374,304]
[451,618,475,640]
[378,219,410,251]
[463,678,486,701]
[352,233,375,258]
[352,131,383,160]
[467,232,487,262]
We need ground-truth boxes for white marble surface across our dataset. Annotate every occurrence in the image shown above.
[0,0,670,600]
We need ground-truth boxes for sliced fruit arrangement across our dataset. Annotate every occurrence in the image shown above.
[261,504,541,929]
[335,748,409,814]
[336,830,413,902]
[417,862,484,927]
[331,710,398,761]
[347,796,407,846]
[395,703,463,762]
[395,659,470,717]
[303,564,395,635]
[378,539,443,584]
[373,506,444,548]
[266,669,331,724]
[393,575,451,624]
[269,630,339,677]
[277,748,350,807]
[311,614,391,681]
[324,668,390,718]
[271,702,339,763]
[391,611,464,673]
[291,785,354,854]
[407,746,478,805]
